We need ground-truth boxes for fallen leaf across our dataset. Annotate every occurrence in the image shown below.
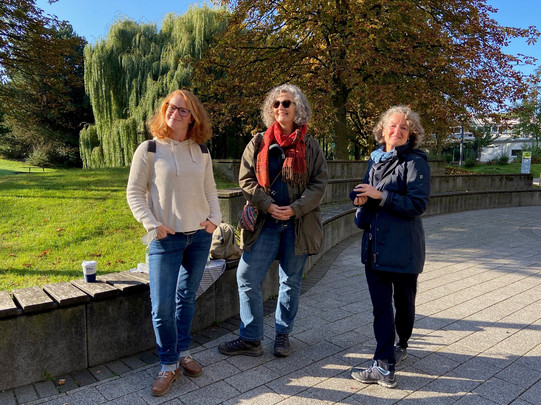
[38,249,51,258]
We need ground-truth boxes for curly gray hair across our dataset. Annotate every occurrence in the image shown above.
[261,84,312,128]
[373,105,425,149]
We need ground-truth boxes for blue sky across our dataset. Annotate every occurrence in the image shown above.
[36,0,540,76]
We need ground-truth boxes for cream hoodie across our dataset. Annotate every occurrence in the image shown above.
[126,138,222,237]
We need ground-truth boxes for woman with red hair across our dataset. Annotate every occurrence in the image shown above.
[127,90,221,396]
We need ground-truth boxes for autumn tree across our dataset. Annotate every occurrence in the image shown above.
[199,0,538,159]
[0,0,91,166]
[511,67,541,150]
[81,6,228,168]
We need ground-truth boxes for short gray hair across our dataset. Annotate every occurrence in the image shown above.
[373,105,425,148]
[261,84,312,128]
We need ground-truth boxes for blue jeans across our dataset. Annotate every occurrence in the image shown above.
[148,230,212,365]
[237,219,308,341]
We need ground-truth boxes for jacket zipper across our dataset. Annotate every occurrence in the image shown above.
[372,212,378,265]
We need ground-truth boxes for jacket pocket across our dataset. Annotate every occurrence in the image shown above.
[297,209,323,255]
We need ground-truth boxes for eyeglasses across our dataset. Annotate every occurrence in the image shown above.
[166,103,191,117]
[273,100,294,109]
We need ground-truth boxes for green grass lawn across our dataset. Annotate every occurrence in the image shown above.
[455,161,541,176]
[0,158,237,292]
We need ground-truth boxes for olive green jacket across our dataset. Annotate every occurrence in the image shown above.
[239,133,328,255]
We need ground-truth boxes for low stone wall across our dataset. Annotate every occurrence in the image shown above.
[213,159,447,183]
[426,189,541,215]
[430,173,533,193]
[220,173,536,225]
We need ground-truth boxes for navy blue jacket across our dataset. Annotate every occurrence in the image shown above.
[351,144,430,274]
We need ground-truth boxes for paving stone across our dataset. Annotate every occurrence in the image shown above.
[96,371,153,401]
[225,365,280,393]
[120,355,147,370]
[0,390,16,405]
[454,393,500,405]
[412,353,461,376]
[494,360,541,389]
[180,380,240,405]
[104,360,131,376]
[190,359,241,388]
[99,392,146,405]
[88,365,116,381]
[71,369,98,387]
[33,380,59,399]
[62,387,107,405]
[13,384,37,403]
[473,376,527,405]
[138,351,159,365]
[221,386,285,405]
[516,379,541,405]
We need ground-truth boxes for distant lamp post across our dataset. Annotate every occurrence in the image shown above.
[459,125,464,167]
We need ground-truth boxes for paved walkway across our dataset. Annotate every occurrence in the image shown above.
[4,206,541,405]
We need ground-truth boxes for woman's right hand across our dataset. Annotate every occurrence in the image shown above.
[156,224,175,239]
[353,183,382,200]
[351,184,368,206]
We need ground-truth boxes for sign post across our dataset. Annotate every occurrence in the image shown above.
[521,151,532,174]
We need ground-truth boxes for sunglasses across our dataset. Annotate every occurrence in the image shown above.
[273,100,294,109]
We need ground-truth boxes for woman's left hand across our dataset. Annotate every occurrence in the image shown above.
[200,220,218,234]
[353,183,383,200]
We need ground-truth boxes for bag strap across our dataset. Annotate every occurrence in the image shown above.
[146,140,156,186]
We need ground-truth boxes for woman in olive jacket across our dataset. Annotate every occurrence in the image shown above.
[219,84,328,358]
[350,105,430,389]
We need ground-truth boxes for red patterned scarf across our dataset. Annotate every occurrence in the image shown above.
[256,121,307,190]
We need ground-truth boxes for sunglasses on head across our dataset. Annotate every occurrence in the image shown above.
[273,100,294,109]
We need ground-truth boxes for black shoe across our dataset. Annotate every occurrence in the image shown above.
[273,334,290,357]
[394,345,408,366]
[218,337,263,357]
[350,360,397,388]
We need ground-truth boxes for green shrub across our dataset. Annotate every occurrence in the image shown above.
[464,157,476,168]
[495,152,509,165]
[442,153,453,163]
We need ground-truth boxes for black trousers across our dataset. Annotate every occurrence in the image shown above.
[365,263,418,368]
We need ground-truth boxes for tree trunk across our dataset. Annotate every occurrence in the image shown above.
[332,87,349,160]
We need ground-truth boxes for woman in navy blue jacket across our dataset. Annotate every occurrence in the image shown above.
[349,106,430,388]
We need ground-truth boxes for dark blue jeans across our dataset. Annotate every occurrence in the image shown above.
[148,230,212,365]
[237,219,308,341]
[365,263,418,369]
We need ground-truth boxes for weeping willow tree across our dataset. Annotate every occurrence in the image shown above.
[80,5,228,168]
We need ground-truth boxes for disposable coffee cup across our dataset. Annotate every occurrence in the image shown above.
[82,260,97,282]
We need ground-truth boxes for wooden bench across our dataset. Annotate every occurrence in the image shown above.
[22,166,45,172]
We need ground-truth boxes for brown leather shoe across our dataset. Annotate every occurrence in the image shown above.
[150,368,181,396]
[179,355,202,377]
